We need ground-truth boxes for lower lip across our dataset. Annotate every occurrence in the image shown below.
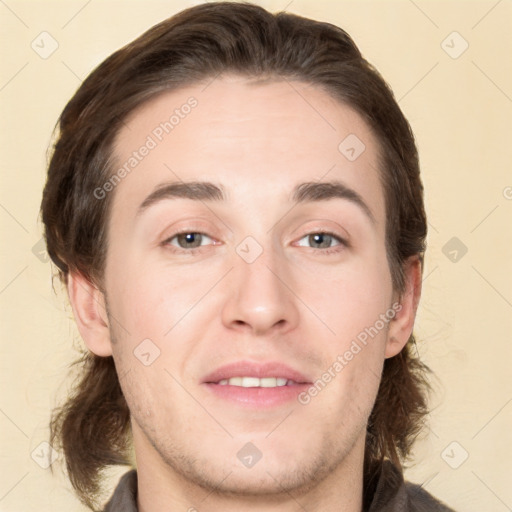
[203,383,311,408]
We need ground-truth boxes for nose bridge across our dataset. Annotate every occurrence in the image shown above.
[221,235,299,334]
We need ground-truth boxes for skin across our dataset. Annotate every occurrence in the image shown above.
[68,76,421,512]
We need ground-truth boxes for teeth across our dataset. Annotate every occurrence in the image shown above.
[217,377,295,387]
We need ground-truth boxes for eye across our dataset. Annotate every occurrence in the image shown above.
[296,232,346,252]
[164,232,215,250]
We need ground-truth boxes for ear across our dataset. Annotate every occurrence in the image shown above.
[385,256,422,358]
[67,271,113,357]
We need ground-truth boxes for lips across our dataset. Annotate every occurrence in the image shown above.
[202,361,312,385]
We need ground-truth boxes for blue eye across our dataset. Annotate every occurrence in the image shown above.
[165,232,214,250]
[296,232,346,251]
[162,230,347,255]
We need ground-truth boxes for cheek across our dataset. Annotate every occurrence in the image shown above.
[312,317,388,431]
[106,262,205,341]
[304,254,393,340]
[299,250,392,409]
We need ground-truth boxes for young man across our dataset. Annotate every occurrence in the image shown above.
[42,2,455,511]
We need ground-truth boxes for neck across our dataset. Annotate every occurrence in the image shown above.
[134,428,365,512]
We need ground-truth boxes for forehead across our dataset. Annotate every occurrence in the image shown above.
[111,76,385,224]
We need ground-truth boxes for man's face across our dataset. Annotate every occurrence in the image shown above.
[100,76,399,494]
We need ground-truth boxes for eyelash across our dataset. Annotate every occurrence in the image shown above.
[162,230,348,255]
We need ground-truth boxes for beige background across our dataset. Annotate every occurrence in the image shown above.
[1,0,511,510]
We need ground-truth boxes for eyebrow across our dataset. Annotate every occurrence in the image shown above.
[137,180,375,224]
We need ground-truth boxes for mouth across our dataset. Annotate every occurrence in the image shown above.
[216,376,303,387]
[202,361,312,408]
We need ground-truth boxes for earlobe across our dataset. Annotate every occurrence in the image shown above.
[385,256,422,359]
[67,272,113,357]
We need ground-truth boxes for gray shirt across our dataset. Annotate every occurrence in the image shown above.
[103,461,455,511]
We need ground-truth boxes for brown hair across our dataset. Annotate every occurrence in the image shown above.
[42,2,429,509]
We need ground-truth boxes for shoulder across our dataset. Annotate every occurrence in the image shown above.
[405,481,456,512]
[102,469,138,512]
[368,460,456,512]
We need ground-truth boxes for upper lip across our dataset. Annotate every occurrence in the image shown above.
[202,361,312,384]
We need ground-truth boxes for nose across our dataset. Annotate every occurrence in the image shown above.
[221,245,300,336]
